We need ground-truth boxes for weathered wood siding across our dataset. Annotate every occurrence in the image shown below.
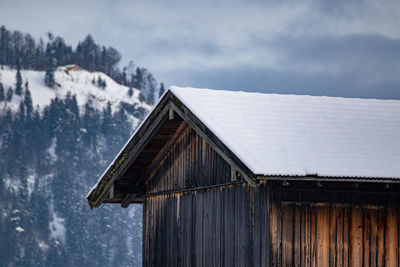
[143,127,270,267]
[269,187,400,267]
[142,125,400,267]
[144,185,252,267]
[146,125,232,194]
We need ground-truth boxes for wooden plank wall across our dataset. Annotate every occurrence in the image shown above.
[143,184,256,267]
[142,127,272,266]
[269,200,400,267]
[146,126,233,194]
[142,124,400,267]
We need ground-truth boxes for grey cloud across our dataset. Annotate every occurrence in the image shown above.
[1,0,400,99]
[163,65,400,99]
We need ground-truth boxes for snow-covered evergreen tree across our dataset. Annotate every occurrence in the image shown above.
[6,86,13,101]
[15,60,23,95]
[0,82,4,101]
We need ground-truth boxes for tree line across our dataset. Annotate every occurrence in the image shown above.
[0,25,164,104]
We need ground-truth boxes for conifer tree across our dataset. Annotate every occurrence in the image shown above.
[97,77,106,89]
[159,82,165,98]
[127,86,133,97]
[101,101,112,135]
[122,67,127,86]
[6,87,13,101]
[15,59,23,95]
[44,44,55,87]
[44,67,55,87]
[0,82,4,101]
[24,86,33,118]
[132,67,142,89]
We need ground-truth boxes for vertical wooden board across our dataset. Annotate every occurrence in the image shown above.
[335,205,344,267]
[177,194,184,266]
[189,129,195,188]
[194,191,202,266]
[219,188,224,267]
[152,199,156,267]
[261,183,269,267]
[197,135,201,187]
[154,198,161,266]
[329,204,337,267]
[167,197,173,267]
[252,186,259,267]
[253,183,268,267]
[201,139,206,185]
[269,200,281,266]
[176,140,180,189]
[162,197,168,266]
[293,204,301,267]
[143,200,149,267]
[363,206,373,267]
[385,207,399,267]
[146,199,150,267]
[234,185,239,267]
[173,196,179,267]
[183,129,188,189]
[222,188,230,266]
[205,190,214,267]
[343,205,350,267]
[238,186,244,267]
[152,198,158,266]
[216,189,222,267]
[200,191,206,267]
[310,204,317,267]
[253,184,269,267]
[227,186,235,267]
[376,206,385,267]
[143,200,148,267]
[350,205,363,267]
[218,188,224,267]
[300,204,311,267]
[282,203,294,266]
[244,185,252,267]
[316,204,330,267]
[368,206,378,267]
[190,193,196,267]
[187,194,193,267]
[206,144,211,184]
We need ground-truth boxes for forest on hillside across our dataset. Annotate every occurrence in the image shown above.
[0,25,158,266]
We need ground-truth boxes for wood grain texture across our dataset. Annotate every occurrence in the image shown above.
[268,189,400,267]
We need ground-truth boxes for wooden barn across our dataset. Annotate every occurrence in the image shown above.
[87,87,400,266]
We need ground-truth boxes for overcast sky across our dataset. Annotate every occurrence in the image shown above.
[1,0,400,99]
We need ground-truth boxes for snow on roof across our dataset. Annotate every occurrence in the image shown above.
[170,86,400,179]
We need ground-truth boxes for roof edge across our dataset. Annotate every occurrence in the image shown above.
[257,174,400,183]
[87,87,259,208]
[87,90,173,208]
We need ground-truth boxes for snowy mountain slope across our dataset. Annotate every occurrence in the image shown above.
[0,65,151,117]
[0,65,150,266]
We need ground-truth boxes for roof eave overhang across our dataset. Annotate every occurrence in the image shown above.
[256,174,400,183]
[87,91,174,208]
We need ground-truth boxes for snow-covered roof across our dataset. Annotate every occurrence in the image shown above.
[87,86,400,207]
[170,86,400,179]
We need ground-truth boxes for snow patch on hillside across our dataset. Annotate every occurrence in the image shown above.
[49,212,66,242]
[15,226,25,233]
[27,172,36,197]
[46,138,58,164]
[4,176,21,193]
[0,65,151,115]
